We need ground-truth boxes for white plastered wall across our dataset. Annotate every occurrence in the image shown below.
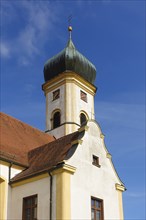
[68,120,123,220]
[9,176,56,220]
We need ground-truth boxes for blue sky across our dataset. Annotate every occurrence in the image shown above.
[0,0,145,219]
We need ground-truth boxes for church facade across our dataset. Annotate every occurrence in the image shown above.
[0,27,125,220]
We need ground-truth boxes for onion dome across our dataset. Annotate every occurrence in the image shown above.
[44,27,96,84]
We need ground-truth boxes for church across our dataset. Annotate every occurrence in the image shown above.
[0,26,125,220]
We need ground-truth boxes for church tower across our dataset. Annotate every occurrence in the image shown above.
[42,26,97,138]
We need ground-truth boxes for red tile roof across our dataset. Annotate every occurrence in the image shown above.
[11,131,79,183]
[0,112,55,166]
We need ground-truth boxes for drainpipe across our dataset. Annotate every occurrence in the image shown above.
[8,162,13,183]
[49,172,53,220]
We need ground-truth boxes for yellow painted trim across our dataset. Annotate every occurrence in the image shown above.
[116,183,125,192]
[11,165,76,187]
[53,164,76,220]
[46,92,49,130]
[56,171,70,219]
[42,71,95,90]
[11,173,49,187]
[44,79,95,96]
[64,82,67,135]
[71,139,83,146]
[100,133,105,139]
[106,153,112,159]
[52,164,76,175]
[116,184,125,220]
[42,72,96,96]
[0,177,7,220]
[80,110,89,121]
[0,160,10,166]
[65,82,69,135]
[72,82,76,132]
[69,79,95,96]
[0,160,25,170]
[78,125,89,132]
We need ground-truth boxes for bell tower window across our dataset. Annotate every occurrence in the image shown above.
[80,90,87,102]
[80,112,87,126]
[52,111,61,129]
[53,89,60,101]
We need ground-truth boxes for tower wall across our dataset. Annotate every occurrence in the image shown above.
[42,72,96,139]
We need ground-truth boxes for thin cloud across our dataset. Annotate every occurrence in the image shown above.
[94,95,145,157]
[0,42,10,58]
[1,1,61,65]
[126,192,145,198]
[95,100,145,130]
[18,26,39,57]
[0,1,17,26]
[24,83,36,94]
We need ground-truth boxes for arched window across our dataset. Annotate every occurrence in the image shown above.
[53,111,61,129]
[80,113,87,126]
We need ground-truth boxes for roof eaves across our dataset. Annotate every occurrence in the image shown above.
[0,156,29,168]
[10,161,66,185]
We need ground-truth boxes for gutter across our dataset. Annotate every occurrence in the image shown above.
[10,162,66,185]
[0,156,29,168]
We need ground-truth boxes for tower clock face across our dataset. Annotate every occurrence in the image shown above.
[53,89,60,100]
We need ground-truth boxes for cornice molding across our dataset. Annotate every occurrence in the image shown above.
[42,71,97,96]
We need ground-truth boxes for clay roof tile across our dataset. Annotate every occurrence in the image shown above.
[0,112,55,166]
[10,131,79,183]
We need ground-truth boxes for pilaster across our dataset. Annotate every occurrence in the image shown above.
[115,184,125,220]
[52,164,76,220]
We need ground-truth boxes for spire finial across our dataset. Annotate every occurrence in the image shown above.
[68,15,72,39]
